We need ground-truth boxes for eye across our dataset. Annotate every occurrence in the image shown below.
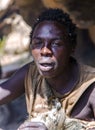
[51,40,63,47]
[32,39,43,48]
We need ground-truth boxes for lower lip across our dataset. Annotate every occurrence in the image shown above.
[39,64,53,71]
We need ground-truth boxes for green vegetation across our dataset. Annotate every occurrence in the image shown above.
[0,37,6,56]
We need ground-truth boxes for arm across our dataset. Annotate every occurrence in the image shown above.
[89,82,95,119]
[17,121,48,130]
[0,62,31,105]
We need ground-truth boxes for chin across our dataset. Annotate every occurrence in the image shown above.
[39,71,56,79]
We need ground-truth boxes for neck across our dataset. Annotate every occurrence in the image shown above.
[46,59,79,95]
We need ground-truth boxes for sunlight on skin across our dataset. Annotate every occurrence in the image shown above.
[0,87,10,100]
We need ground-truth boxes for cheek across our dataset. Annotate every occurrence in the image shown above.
[53,48,66,59]
[32,49,40,60]
[54,48,70,64]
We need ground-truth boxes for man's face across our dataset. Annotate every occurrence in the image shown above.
[31,21,73,78]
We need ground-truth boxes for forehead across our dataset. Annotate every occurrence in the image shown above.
[32,21,68,38]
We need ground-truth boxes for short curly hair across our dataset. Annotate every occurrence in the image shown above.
[30,8,77,47]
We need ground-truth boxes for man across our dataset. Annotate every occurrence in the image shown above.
[0,8,95,129]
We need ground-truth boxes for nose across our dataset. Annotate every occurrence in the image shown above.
[41,46,52,56]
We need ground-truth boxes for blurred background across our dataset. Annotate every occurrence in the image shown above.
[0,0,95,129]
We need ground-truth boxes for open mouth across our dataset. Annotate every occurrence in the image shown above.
[39,63,54,71]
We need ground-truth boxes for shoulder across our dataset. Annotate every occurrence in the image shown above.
[12,61,36,81]
[72,57,95,75]
[78,61,95,74]
[89,82,95,103]
[25,61,39,82]
[77,61,95,84]
[20,61,35,72]
[27,61,38,76]
[88,82,95,116]
[78,62,95,73]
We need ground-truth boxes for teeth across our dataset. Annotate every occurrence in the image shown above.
[39,63,53,71]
